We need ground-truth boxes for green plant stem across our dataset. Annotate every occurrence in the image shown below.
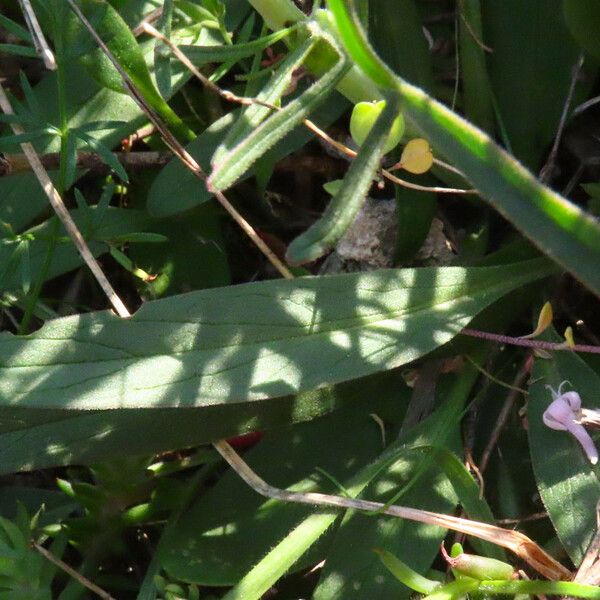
[18,30,69,335]
[248,0,380,103]
[247,0,305,30]
[477,579,600,599]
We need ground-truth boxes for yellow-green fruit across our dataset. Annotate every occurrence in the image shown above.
[350,100,405,154]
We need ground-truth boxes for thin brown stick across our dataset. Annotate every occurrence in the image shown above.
[496,512,549,525]
[0,83,130,318]
[67,0,294,280]
[461,327,600,355]
[478,353,533,474]
[213,440,571,581]
[382,167,477,194]
[131,6,163,37]
[458,0,493,53]
[142,22,280,111]
[540,54,585,183]
[464,355,529,395]
[143,22,478,197]
[0,151,171,175]
[32,542,116,600]
[17,0,56,69]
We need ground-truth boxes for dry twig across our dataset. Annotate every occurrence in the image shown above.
[213,440,571,581]
[33,542,116,600]
[67,0,294,280]
[0,83,130,318]
[142,22,478,197]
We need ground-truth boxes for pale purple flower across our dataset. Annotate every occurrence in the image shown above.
[543,381,598,465]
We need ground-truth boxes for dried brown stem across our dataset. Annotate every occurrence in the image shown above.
[0,83,130,318]
[17,0,56,69]
[458,0,493,53]
[67,0,293,280]
[478,353,532,474]
[0,151,171,175]
[33,542,116,600]
[461,328,600,355]
[142,21,477,197]
[214,440,571,581]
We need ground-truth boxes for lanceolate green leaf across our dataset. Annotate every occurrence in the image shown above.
[159,382,409,585]
[0,260,552,411]
[0,207,153,293]
[219,368,477,600]
[327,0,600,298]
[180,26,297,64]
[459,0,494,133]
[208,54,349,191]
[211,36,317,168]
[70,0,194,141]
[0,373,389,475]
[147,94,349,217]
[286,95,400,265]
[528,333,600,565]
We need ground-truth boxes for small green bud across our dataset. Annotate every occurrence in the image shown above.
[350,100,405,154]
[442,544,516,581]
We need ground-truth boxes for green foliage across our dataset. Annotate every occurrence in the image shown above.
[0,505,65,599]
[1,0,600,597]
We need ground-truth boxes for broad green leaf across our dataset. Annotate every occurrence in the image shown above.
[368,0,434,92]
[327,0,600,297]
[159,379,409,584]
[147,94,349,217]
[459,0,494,133]
[0,259,552,410]
[528,333,600,565]
[211,36,317,167]
[482,0,584,167]
[286,96,400,264]
[312,370,478,600]
[128,204,231,296]
[180,26,296,64]
[221,368,477,600]
[0,379,370,475]
[0,207,153,293]
[208,55,349,191]
[70,0,194,141]
[564,0,600,60]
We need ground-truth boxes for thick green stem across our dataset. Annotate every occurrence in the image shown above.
[247,0,305,30]
[248,0,381,103]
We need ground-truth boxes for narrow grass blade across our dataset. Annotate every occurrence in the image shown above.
[211,36,317,167]
[180,26,296,65]
[285,95,400,265]
[459,0,494,132]
[327,0,600,297]
[208,55,349,191]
